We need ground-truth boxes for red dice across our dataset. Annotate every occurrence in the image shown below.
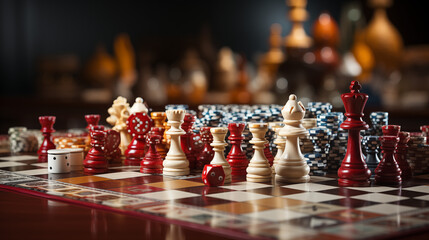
[202,164,225,187]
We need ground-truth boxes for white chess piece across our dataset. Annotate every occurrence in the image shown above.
[246,123,273,182]
[130,97,148,114]
[270,122,285,173]
[48,149,71,173]
[210,127,232,184]
[275,94,310,183]
[163,109,190,176]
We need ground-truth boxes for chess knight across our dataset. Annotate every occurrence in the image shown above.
[107,96,131,155]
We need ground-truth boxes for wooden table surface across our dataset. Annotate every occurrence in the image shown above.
[0,189,234,240]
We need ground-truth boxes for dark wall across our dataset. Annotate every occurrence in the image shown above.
[0,0,428,96]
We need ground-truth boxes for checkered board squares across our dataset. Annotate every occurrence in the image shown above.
[351,193,408,203]
[282,192,345,203]
[0,155,38,161]
[282,183,338,192]
[206,191,272,202]
[404,185,429,193]
[3,155,429,240]
[219,182,272,191]
[244,208,309,222]
[95,171,149,180]
[137,190,200,201]
[357,204,417,215]
[15,168,48,176]
[0,162,26,168]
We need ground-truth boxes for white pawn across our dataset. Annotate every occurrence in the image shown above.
[163,109,190,176]
[48,149,71,173]
[275,94,310,183]
[210,127,232,184]
[246,123,273,182]
[270,122,286,173]
[130,97,148,114]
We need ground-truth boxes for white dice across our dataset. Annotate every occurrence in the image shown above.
[47,149,71,173]
[62,148,84,168]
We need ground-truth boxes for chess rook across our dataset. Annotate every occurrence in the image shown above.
[210,127,232,183]
[38,116,56,163]
[247,123,273,182]
[337,81,371,187]
[84,130,108,174]
[275,94,310,183]
[226,122,248,176]
[163,109,190,176]
[141,131,163,174]
[375,136,402,185]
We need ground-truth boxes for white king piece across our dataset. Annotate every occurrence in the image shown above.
[275,94,310,183]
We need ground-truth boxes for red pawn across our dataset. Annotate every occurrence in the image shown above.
[84,130,108,174]
[38,116,56,163]
[226,123,248,176]
[337,81,371,187]
[375,136,402,185]
[197,127,214,170]
[395,132,412,180]
[181,113,197,170]
[141,130,163,174]
[124,112,152,166]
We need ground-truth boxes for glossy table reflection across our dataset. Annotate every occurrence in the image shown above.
[0,190,234,240]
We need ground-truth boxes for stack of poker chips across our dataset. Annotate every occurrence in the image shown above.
[306,102,332,118]
[316,112,346,172]
[407,133,429,175]
[165,104,189,111]
[8,127,39,153]
[369,112,388,136]
[300,118,317,154]
[362,136,381,176]
[305,127,331,175]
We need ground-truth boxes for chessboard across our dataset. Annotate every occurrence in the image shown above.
[2,154,429,240]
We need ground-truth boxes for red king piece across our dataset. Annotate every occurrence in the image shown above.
[337,81,371,187]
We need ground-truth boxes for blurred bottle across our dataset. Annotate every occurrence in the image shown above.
[230,55,252,104]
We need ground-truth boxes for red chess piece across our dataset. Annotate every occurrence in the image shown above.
[190,130,204,161]
[395,132,412,180]
[202,164,225,187]
[264,143,274,167]
[104,129,121,163]
[375,136,402,185]
[140,131,163,174]
[85,114,100,130]
[226,123,248,176]
[151,127,167,159]
[84,130,108,174]
[85,114,100,147]
[125,112,152,166]
[181,113,197,170]
[382,125,400,137]
[337,81,371,187]
[421,125,429,144]
[197,127,214,170]
[38,116,56,163]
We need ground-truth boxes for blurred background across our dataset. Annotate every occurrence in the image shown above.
[1,0,428,132]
